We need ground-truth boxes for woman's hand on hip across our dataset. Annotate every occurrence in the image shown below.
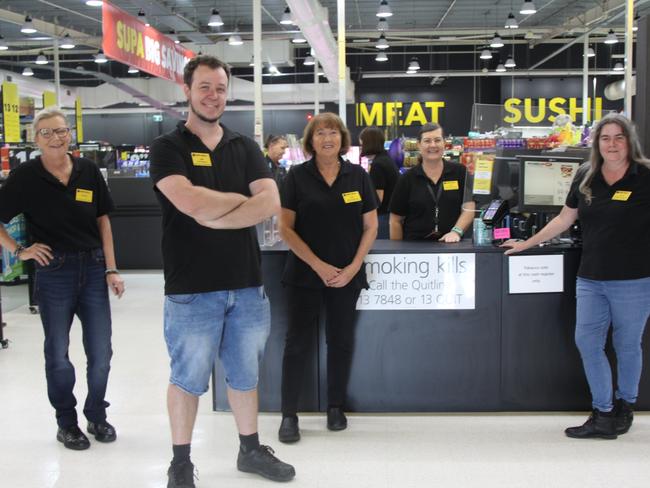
[19,243,53,266]
[106,273,125,298]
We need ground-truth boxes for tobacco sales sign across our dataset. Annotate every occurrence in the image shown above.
[357,253,476,310]
[102,1,195,85]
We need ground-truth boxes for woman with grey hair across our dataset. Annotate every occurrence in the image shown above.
[502,113,650,439]
[0,107,124,450]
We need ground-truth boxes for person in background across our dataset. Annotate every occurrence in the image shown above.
[277,112,378,443]
[360,126,399,239]
[149,55,295,487]
[0,106,124,451]
[389,123,475,241]
[265,134,289,186]
[503,113,650,439]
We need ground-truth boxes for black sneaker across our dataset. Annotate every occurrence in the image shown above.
[167,460,197,488]
[57,425,91,450]
[614,399,634,434]
[87,421,117,443]
[327,407,347,431]
[237,445,296,482]
[278,416,300,443]
[565,409,617,439]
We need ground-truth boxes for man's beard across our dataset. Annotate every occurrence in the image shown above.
[189,100,221,124]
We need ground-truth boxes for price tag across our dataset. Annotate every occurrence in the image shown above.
[2,82,20,143]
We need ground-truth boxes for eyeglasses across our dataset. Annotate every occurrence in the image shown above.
[37,127,71,139]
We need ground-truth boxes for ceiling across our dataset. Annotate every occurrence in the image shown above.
[0,0,646,86]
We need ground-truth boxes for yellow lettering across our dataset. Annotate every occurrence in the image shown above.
[385,102,403,126]
[548,97,566,123]
[503,98,522,124]
[358,103,383,126]
[424,102,445,123]
[404,102,427,126]
[594,97,602,121]
[116,21,124,50]
[569,98,583,122]
[524,98,546,123]
[137,32,144,58]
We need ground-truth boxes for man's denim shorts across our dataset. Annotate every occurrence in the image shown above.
[163,286,271,396]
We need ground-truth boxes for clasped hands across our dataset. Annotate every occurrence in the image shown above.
[314,261,359,288]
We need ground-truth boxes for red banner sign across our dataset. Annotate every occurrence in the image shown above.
[102,1,195,85]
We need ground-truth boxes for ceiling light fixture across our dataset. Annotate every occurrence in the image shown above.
[128,66,139,74]
[21,15,37,34]
[35,52,48,65]
[85,0,103,6]
[304,55,315,66]
[376,0,393,18]
[505,13,518,29]
[613,62,624,71]
[208,9,224,27]
[376,33,389,49]
[280,7,293,25]
[519,0,537,15]
[292,32,307,44]
[605,29,618,44]
[229,32,244,46]
[249,56,255,66]
[633,13,640,32]
[0,36,8,51]
[408,58,421,70]
[585,46,595,57]
[496,63,507,72]
[94,50,108,63]
[480,48,493,60]
[138,9,150,27]
[505,56,516,68]
[406,69,417,75]
[375,51,388,62]
[60,33,75,49]
[490,33,504,48]
[22,66,34,76]
[377,18,388,31]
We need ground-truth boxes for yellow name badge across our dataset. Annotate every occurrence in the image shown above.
[342,191,362,204]
[75,188,93,203]
[443,180,459,191]
[191,152,212,167]
[612,191,632,201]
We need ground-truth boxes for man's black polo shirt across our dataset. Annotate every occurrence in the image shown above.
[566,161,650,281]
[149,121,271,295]
[389,161,467,240]
[280,158,378,289]
[0,155,114,251]
[369,151,399,215]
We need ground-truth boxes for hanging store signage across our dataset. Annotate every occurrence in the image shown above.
[43,91,57,108]
[508,255,564,294]
[75,97,83,143]
[1,82,20,143]
[357,253,475,310]
[102,1,195,85]
[355,101,446,127]
[503,97,603,125]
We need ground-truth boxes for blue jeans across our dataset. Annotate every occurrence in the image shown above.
[575,277,650,412]
[164,286,271,396]
[35,249,113,428]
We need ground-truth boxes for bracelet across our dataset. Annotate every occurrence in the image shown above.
[451,226,464,237]
[13,244,25,258]
[105,268,119,275]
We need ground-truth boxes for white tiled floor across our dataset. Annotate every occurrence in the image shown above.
[1,273,648,488]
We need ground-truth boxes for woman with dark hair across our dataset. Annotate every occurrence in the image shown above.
[360,127,399,239]
[389,123,475,241]
[503,113,650,439]
[264,134,289,185]
[277,112,378,443]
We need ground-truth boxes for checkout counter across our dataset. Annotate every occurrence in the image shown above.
[213,240,650,412]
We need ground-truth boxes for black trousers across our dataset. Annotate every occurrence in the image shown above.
[281,284,362,416]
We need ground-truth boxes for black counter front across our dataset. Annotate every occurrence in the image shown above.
[211,240,649,412]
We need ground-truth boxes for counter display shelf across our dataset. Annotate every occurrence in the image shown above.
[213,241,650,412]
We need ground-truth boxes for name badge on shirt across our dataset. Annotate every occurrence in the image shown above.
[443,180,459,191]
[342,191,362,204]
[611,191,632,201]
[191,152,212,167]
[75,188,93,203]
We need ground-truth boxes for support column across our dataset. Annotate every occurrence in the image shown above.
[633,15,650,155]
[253,0,263,147]
[337,0,346,123]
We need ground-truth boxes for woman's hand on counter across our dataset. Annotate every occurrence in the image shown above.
[312,260,342,286]
[500,239,529,255]
[327,264,359,288]
[439,231,461,243]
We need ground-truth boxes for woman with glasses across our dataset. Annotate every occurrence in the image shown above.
[389,123,475,241]
[503,114,650,439]
[0,107,124,450]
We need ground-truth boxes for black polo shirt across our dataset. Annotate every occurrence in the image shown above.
[566,161,650,280]
[266,156,288,187]
[389,161,467,240]
[280,158,378,289]
[0,155,113,251]
[368,151,399,215]
[149,121,271,295]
